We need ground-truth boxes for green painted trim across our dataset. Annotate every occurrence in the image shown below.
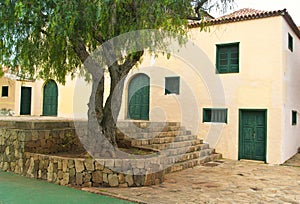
[20,87,32,115]
[203,108,228,123]
[42,80,58,116]
[288,33,293,52]
[292,110,297,125]
[216,42,240,74]
[127,73,150,120]
[165,76,180,95]
[238,109,267,163]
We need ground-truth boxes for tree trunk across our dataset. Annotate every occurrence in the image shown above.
[85,51,143,158]
[100,64,127,147]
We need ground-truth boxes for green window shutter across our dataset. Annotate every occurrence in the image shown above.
[288,33,293,52]
[165,77,180,95]
[216,43,239,74]
[292,110,297,125]
[203,108,227,123]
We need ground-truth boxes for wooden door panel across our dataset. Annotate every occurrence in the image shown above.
[239,110,266,162]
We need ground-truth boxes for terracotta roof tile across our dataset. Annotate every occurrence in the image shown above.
[215,8,281,20]
[190,8,287,27]
[189,8,300,39]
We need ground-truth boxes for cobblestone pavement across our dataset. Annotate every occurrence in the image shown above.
[85,155,300,204]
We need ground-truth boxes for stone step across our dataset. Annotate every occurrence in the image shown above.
[163,143,210,156]
[147,139,203,150]
[130,135,197,146]
[165,153,222,173]
[165,148,215,165]
[117,121,181,130]
[118,126,187,135]
[118,130,191,140]
[174,135,197,142]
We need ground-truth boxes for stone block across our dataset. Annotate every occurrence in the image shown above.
[68,159,75,168]
[125,174,134,187]
[118,173,125,184]
[5,146,9,155]
[103,173,108,183]
[83,173,92,183]
[108,174,119,187]
[69,168,75,177]
[3,162,9,171]
[95,161,104,171]
[84,159,94,171]
[57,160,62,170]
[134,175,145,187]
[114,159,122,168]
[103,167,113,174]
[104,159,114,167]
[58,171,64,180]
[61,173,70,186]
[75,160,85,172]
[76,173,83,185]
[136,160,145,169]
[92,171,103,183]
[62,160,68,172]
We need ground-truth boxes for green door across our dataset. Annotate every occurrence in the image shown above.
[239,110,267,161]
[20,87,32,115]
[128,74,150,120]
[43,80,58,116]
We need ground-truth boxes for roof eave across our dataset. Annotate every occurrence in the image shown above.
[189,9,300,40]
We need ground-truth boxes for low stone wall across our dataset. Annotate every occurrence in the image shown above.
[23,152,164,187]
[0,128,25,174]
[0,119,164,187]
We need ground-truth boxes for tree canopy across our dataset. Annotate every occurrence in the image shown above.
[1,0,234,149]
[0,0,233,81]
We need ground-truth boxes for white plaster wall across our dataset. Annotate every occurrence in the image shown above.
[281,18,300,162]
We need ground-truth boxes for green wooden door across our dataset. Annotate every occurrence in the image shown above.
[20,87,32,115]
[239,110,267,161]
[43,80,58,116]
[128,74,150,120]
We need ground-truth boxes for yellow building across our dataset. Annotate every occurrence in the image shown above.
[117,8,300,164]
[1,8,299,164]
[0,73,77,118]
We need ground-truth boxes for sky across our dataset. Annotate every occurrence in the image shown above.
[211,0,300,26]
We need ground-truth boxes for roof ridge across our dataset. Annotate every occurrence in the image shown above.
[213,8,286,22]
[189,8,287,27]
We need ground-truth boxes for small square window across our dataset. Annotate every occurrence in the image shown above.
[292,110,297,125]
[1,86,8,97]
[203,108,227,123]
[165,77,180,95]
[216,43,239,74]
[288,33,293,52]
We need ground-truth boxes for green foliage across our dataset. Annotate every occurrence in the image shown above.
[1,0,233,83]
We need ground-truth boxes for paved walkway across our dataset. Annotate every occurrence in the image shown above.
[85,155,300,204]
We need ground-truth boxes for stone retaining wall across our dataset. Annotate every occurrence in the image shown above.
[0,120,165,187]
[23,153,164,187]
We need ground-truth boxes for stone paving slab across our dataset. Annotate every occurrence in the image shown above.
[84,156,300,204]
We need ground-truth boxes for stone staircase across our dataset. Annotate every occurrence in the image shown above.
[116,121,222,173]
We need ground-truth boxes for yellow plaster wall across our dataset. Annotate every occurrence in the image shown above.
[0,76,16,111]
[189,17,284,164]
[118,16,285,164]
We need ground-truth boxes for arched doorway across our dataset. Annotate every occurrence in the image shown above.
[127,74,150,120]
[43,80,58,116]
